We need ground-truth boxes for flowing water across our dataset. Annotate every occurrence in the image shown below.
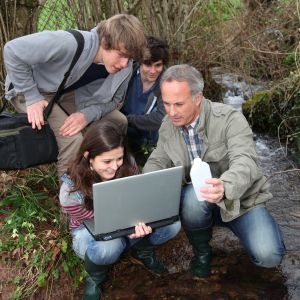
[211,69,300,299]
[255,134,300,300]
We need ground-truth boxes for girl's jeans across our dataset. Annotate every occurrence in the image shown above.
[181,184,285,268]
[72,220,181,265]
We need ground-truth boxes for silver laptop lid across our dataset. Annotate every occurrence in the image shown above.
[92,166,183,234]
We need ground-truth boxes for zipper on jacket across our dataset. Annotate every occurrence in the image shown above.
[146,96,157,114]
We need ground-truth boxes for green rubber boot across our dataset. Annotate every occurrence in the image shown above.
[184,227,212,278]
[131,237,168,275]
[83,254,111,300]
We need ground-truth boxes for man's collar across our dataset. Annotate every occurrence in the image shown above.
[184,114,200,130]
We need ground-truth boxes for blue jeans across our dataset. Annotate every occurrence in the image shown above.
[181,184,285,268]
[71,220,181,265]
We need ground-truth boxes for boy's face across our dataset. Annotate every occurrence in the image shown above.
[140,60,164,84]
[94,45,129,73]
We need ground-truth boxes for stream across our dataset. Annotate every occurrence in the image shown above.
[213,68,300,299]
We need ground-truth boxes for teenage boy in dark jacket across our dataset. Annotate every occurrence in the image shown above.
[122,36,169,149]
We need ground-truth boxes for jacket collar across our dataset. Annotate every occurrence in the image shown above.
[197,97,211,157]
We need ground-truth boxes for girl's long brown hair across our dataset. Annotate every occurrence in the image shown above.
[68,119,137,210]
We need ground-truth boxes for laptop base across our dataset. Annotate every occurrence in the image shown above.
[84,215,179,241]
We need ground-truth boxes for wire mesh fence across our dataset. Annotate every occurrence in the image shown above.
[37,0,117,31]
[37,0,78,31]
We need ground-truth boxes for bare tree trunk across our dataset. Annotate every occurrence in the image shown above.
[128,0,205,63]
[0,0,40,94]
[35,0,206,64]
[0,0,40,38]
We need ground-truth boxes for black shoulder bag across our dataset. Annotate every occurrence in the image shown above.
[0,30,84,170]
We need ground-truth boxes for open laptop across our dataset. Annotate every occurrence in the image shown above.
[84,166,183,241]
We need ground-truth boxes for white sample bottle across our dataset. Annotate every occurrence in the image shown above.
[190,157,212,201]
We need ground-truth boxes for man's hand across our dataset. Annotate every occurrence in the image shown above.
[27,100,49,130]
[128,222,152,239]
[199,178,225,203]
[59,112,87,137]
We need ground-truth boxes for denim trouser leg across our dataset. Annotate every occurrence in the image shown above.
[223,207,286,268]
[127,220,181,248]
[181,184,214,230]
[72,220,181,265]
[180,184,285,268]
[72,225,127,265]
[149,220,181,245]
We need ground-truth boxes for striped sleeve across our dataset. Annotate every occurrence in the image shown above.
[59,180,93,229]
[62,203,94,221]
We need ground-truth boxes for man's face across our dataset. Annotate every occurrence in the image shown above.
[140,60,164,83]
[94,45,129,74]
[161,80,201,127]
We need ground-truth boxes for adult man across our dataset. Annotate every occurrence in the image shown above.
[143,64,285,278]
[4,14,146,178]
[121,36,169,149]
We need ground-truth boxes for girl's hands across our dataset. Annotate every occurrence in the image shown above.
[128,222,152,239]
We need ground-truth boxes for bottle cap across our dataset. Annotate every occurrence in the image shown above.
[193,157,202,164]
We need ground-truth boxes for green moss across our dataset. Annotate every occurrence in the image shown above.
[242,81,300,165]
[243,90,277,132]
[283,53,296,66]
[243,90,271,112]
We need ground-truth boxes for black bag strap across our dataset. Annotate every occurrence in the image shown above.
[43,29,85,119]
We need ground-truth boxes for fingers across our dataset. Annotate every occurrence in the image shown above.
[128,222,152,239]
[59,112,87,137]
[199,178,224,203]
[28,110,44,130]
[27,100,48,130]
[136,222,152,236]
[60,121,81,136]
[205,178,221,185]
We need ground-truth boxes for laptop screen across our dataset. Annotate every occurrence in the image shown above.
[85,166,183,240]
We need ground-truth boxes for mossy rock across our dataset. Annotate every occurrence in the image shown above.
[243,90,281,133]
[243,88,300,163]
[243,90,272,114]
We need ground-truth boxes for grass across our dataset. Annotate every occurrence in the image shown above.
[0,143,152,298]
[0,165,84,299]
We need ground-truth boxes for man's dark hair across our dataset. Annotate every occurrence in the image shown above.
[142,36,169,66]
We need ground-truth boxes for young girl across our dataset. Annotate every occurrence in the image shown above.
[59,119,180,299]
